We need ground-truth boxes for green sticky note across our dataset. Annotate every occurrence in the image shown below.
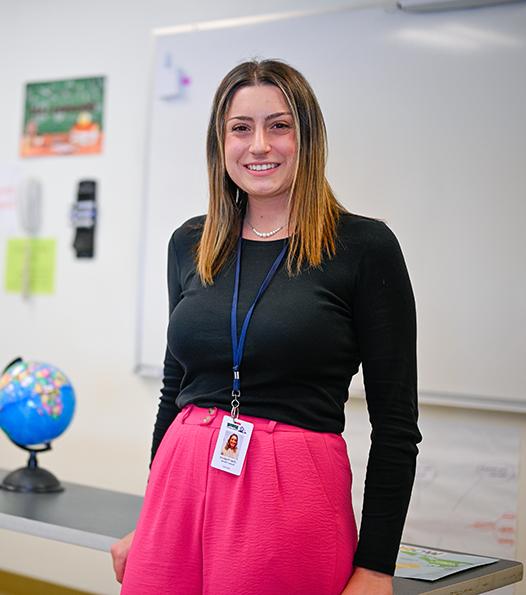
[5,238,56,294]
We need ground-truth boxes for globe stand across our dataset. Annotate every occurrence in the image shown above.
[1,441,64,493]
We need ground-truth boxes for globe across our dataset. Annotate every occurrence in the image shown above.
[0,358,76,492]
[0,360,75,446]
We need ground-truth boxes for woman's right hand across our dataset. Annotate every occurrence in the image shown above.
[110,530,135,583]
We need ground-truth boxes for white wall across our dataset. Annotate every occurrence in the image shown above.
[0,1,524,594]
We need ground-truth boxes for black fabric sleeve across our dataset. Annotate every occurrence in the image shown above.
[352,222,422,575]
[150,233,185,467]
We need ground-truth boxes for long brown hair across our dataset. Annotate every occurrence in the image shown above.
[197,59,346,285]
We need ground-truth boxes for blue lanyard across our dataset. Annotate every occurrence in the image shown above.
[230,233,288,419]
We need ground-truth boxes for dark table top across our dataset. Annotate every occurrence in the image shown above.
[0,469,142,551]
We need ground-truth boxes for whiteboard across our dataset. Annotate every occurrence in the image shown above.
[136,3,526,411]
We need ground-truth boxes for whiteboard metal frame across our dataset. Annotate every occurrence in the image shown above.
[152,3,398,38]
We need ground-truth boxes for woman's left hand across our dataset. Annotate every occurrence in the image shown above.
[341,566,393,595]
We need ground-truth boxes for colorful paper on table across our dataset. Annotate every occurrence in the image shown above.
[20,77,105,158]
[395,544,498,581]
[5,238,56,294]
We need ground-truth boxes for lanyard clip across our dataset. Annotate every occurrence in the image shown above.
[231,389,240,421]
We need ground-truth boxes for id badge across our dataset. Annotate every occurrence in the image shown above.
[211,416,253,476]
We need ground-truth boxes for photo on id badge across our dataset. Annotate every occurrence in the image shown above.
[211,416,253,476]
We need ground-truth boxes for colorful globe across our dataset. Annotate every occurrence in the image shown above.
[0,360,75,447]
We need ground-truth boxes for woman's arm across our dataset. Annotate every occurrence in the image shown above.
[351,221,422,576]
[110,530,135,583]
[150,231,185,467]
[150,345,184,465]
[341,567,393,595]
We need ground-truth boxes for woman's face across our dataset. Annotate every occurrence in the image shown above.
[224,84,297,203]
[228,435,238,448]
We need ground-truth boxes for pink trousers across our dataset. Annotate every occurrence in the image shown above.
[120,405,357,595]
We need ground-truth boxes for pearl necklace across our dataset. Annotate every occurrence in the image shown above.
[247,221,285,238]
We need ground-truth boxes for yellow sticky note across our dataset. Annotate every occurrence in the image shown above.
[5,238,56,294]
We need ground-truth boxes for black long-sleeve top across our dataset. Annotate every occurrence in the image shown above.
[151,212,422,576]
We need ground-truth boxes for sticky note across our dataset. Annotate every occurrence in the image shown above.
[5,238,56,294]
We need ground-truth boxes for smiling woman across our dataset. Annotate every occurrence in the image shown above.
[114,59,421,595]
[224,85,297,221]
[198,59,344,285]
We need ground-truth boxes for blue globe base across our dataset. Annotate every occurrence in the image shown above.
[1,465,63,493]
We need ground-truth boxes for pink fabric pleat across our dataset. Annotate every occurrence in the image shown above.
[120,405,358,595]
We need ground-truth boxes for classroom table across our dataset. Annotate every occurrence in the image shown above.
[0,469,523,594]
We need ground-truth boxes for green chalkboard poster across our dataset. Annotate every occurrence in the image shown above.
[20,76,105,157]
